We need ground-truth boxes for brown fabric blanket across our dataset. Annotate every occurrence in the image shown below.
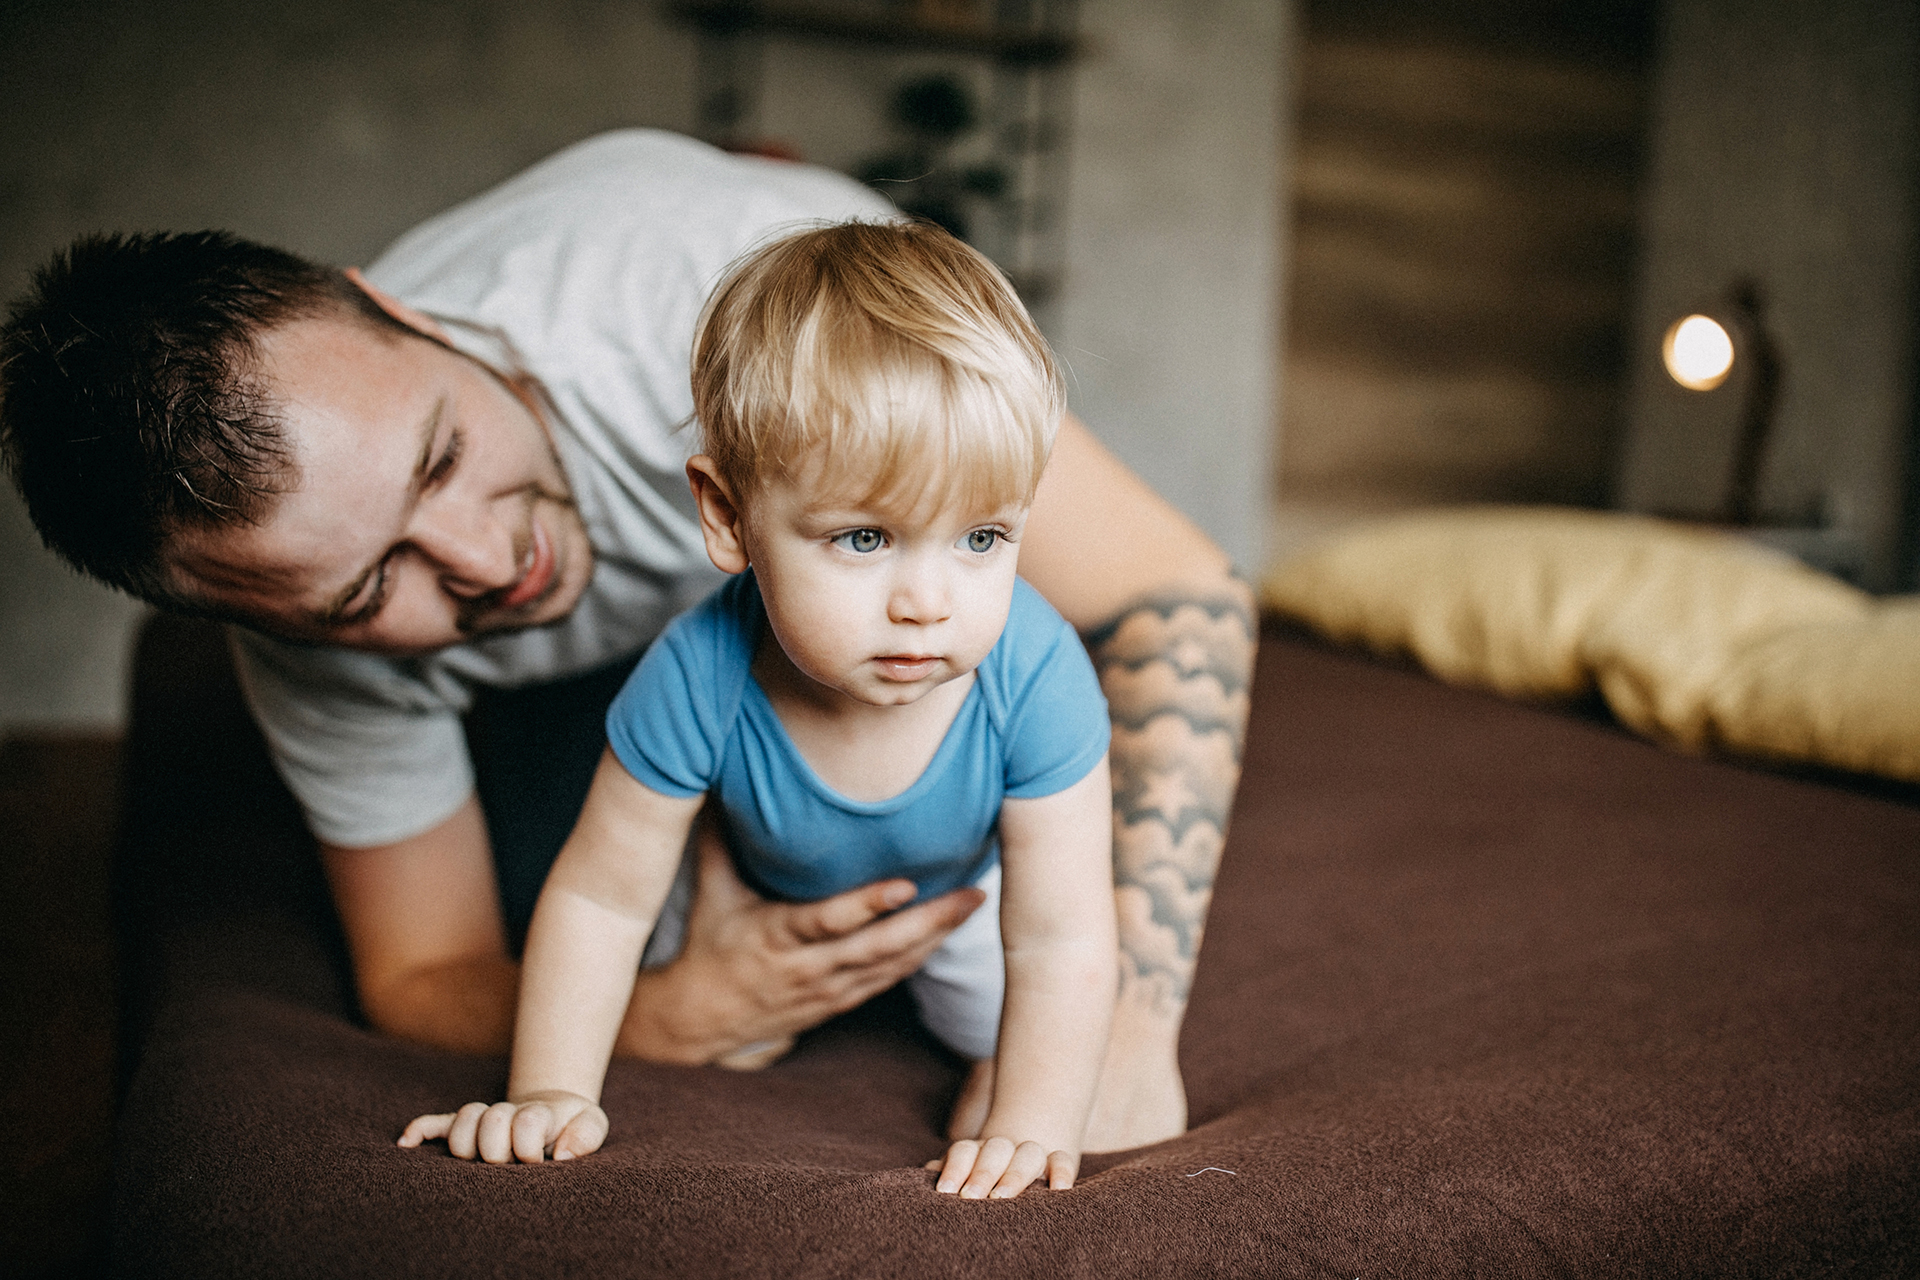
[111,617,1920,1277]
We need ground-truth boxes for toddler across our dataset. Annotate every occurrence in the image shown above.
[401,220,1116,1199]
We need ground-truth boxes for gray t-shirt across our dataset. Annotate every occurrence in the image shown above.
[231,129,894,848]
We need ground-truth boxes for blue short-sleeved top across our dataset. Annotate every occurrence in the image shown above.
[606,572,1109,902]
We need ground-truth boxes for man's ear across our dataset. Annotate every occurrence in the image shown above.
[687,456,750,575]
[344,267,453,343]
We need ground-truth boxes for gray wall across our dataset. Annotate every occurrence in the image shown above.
[1616,0,1919,589]
[1053,0,1289,576]
[0,0,1289,732]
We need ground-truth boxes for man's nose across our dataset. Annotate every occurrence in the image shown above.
[887,555,953,624]
[409,499,520,599]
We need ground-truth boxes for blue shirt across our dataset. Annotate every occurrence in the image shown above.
[607,573,1109,902]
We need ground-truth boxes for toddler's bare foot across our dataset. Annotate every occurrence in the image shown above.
[712,1035,795,1070]
[945,1058,995,1140]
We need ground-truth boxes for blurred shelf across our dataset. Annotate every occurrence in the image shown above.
[667,2,1077,65]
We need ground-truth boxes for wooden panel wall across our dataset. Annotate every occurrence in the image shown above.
[1275,0,1655,546]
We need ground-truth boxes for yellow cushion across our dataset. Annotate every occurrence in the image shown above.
[1261,506,1874,749]
[1703,600,1920,783]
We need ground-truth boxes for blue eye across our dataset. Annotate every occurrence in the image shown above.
[836,528,884,554]
[964,529,1000,553]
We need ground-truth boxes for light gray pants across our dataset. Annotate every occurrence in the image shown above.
[641,850,1004,1061]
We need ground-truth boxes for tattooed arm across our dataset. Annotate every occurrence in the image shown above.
[1020,415,1257,1151]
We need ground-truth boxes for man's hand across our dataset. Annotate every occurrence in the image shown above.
[614,824,985,1065]
[398,1089,607,1164]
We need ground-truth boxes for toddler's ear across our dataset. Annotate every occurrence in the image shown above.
[686,456,750,575]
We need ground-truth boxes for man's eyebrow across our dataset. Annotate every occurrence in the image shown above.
[311,396,447,627]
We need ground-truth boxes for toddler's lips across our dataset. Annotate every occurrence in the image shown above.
[500,518,556,611]
[875,655,939,681]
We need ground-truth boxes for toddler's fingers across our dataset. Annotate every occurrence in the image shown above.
[987,1140,1050,1199]
[552,1107,609,1162]
[935,1139,980,1194]
[476,1101,525,1164]
[959,1136,1016,1200]
[446,1102,491,1160]
[1045,1148,1079,1191]
[510,1104,554,1164]
[397,1112,454,1148]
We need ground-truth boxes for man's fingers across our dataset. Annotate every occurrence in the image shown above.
[807,886,984,967]
[447,1101,490,1160]
[397,1112,455,1148]
[959,1136,1016,1200]
[988,1141,1051,1199]
[780,877,923,946]
[552,1107,609,1162]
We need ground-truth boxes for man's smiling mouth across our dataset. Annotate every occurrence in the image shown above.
[499,516,556,610]
[459,506,567,632]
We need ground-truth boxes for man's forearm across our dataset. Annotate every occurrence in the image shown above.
[362,954,520,1056]
[1086,578,1256,1020]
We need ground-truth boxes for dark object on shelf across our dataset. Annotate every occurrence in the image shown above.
[667,0,1077,306]
[1720,277,1783,528]
[855,74,1009,242]
[668,1,1074,65]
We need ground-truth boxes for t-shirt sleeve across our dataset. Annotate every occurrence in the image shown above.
[998,582,1112,800]
[605,581,744,797]
[228,628,477,849]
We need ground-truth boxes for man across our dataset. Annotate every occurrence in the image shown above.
[1,130,1253,1151]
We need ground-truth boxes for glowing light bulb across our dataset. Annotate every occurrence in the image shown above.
[1663,314,1735,391]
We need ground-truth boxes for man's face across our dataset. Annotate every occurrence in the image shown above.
[170,311,594,656]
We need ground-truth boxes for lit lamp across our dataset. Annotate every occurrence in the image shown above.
[1661,314,1735,390]
[1660,279,1781,527]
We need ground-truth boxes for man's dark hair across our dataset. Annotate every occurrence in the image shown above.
[0,231,411,610]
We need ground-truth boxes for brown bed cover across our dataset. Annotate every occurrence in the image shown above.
[109,617,1920,1277]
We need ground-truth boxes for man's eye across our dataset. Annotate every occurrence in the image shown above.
[427,429,463,486]
[963,528,1000,554]
[835,529,884,554]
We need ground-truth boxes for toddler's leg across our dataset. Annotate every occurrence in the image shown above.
[907,863,1005,1061]
[908,865,1004,1135]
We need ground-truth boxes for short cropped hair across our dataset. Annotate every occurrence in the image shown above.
[0,230,410,609]
[691,220,1064,516]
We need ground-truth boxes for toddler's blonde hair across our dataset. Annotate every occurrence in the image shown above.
[691,220,1064,515]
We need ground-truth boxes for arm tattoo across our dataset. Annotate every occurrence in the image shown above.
[1085,585,1256,1013]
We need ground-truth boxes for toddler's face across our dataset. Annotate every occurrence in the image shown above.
[740,466,1027,709]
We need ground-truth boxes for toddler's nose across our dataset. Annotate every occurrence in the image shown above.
[887,561,953,625]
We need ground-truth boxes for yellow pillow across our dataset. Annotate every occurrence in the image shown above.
[1261,506,1872,747]
[1704,600,1920,783]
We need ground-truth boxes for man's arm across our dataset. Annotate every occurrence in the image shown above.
[324,793,984,1060]
[321,796,519,1055]
[1018,414,1257,1152]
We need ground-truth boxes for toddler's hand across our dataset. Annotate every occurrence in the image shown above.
[934,1135,1078,1199]
[398,1090,608,1164]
